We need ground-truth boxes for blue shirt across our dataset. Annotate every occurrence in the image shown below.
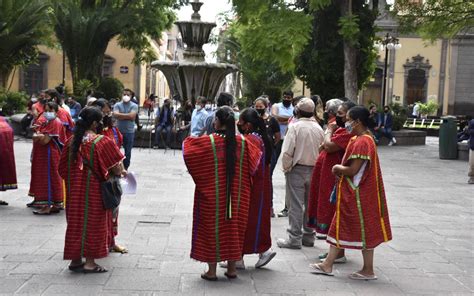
[275,103,294,138]
[113,101,138,134]
[155,107,175,127]
[191,108,208,137]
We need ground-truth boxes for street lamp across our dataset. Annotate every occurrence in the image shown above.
[377,33,401,107]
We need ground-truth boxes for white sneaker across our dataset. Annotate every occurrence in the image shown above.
[255,249,277,268]
[219,259,245,270]
[392,137,397,144]
[388,141,394,146]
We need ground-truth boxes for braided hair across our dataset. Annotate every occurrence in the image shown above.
[215,106,237,201]
[240,108,273,164]
[70,107,103,160]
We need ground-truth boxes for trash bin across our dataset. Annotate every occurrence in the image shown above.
[439,116,458,159]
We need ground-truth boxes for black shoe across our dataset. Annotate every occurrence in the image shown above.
[277,208,288,218]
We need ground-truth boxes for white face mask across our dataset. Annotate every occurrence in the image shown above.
[31,97,38,103]
[205,104,212,110]
[122,95,131,103]
[196,105,203,111]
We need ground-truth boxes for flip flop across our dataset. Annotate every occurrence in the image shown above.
[200,273,218,281]
[68,263,84,272]
[0,201,8,206]
[110,245,129,254]
[83,265,108,273]
[224,272,237,279]
[309,263,334,276]
[349,272,377,281]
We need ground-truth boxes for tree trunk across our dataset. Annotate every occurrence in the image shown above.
[0,68,13,89]
[340,0,359,101]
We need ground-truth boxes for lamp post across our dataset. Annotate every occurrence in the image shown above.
[378,33,401,107]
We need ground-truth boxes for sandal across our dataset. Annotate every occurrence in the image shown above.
[68,263,84,272]
[309,263,334,276]
[83,265,108,273]
[200,273,218,281]
[0,201,8,206]
[349,272,377,281]
[224,272,237,279]
[111,245,128,254]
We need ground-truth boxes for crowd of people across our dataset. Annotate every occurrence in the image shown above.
[1,87,473,280]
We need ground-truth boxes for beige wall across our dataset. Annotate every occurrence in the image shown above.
[292,78,311,97]
[391,37,442,105]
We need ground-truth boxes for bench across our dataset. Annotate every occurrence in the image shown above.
[457,142,469,161]
[377,129,427,146]
[403,117,461,136]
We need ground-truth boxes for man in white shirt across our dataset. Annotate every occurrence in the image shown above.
[277,98,324,249]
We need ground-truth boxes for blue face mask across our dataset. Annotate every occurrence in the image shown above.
[44,112,56,121]
[234,112,240,120]
[345,121,353,134]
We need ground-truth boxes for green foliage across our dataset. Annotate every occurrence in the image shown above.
[416,100,439,116]
[0,0,52,88]
[338,15,360,45]
[231,1,312,72]
[97,78,124,100]
[0,89,29,115]
[74,79,95,98]
[389,102,408,131]
[295,1,377,101]
[394,0,474,41]
[49,0,181,90]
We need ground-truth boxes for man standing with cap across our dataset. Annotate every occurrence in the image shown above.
[277,97,324,249]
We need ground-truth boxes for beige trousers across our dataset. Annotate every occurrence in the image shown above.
[469,149,474,178]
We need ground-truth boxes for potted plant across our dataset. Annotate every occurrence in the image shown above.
[416,101,439,119]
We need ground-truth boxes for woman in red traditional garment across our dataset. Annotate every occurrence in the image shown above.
[0,116,17,206]
[59,107,125,273]
[29,102,67,214]
[234,108,276,269]
[311,106,392,281]
[307,99,355,263]
[93,99,127,254]
[183,106,262,281]
[46,89,75,139]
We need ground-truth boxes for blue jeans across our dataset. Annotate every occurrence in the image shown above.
[155,125,172,148]
[376,127,393,142]
[122,132,135,170]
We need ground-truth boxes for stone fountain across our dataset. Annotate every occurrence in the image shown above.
[151,0,238,104]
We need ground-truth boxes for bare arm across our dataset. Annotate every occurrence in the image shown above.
[332,158,365,178]
[113,111,136,121]
[32,133,51,145]
[322,123,343,153]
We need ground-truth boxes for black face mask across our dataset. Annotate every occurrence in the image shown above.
[384,109,389,113]
[336,115,345,128]
[256,108,265,116]
[96,122,104,134]
[282,100,292,107]
[103,115,113,127]
[323,112,330,123]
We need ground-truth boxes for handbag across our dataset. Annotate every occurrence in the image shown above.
[82,136,122,209]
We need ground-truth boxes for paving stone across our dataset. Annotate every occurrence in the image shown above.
[42,284,103,295]
[105,268,179,291]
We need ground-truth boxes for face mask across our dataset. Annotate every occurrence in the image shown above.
[31,98,38,103]
[122,95,131,103]
[384,109,389,113]
[336,115,345,128]
[196,105,202,111]
[256,108,265,116]
[323,112,329,123]
[205,104,212,110]
[234,112,240,120]
[282,100,292,107]
[345,121,353,134]
[44,112,56,121]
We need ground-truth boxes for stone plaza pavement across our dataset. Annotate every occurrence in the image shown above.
[0,137,472,295]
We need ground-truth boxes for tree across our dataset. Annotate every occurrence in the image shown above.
[395,0,474,41]
[217,19,295,104]
[49,0,185,92]
[232,0,377,101]
[296,1,377,101]
[0,0,51,88]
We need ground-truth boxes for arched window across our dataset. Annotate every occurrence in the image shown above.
[403,55,431,105]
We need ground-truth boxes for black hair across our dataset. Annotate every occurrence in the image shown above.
[46,89,60,104]
[123,88,132,94]
[283,90,294,97]
[45,101,59,112]
[341,99,357,112]
[240,108,273,164]
[70,107,103,160]
[91,98,111,109]
[197,96,207,105]
[348,106,376,129]
[215,106,237,203]
[254,96,269,107]
[216,92,234,107]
